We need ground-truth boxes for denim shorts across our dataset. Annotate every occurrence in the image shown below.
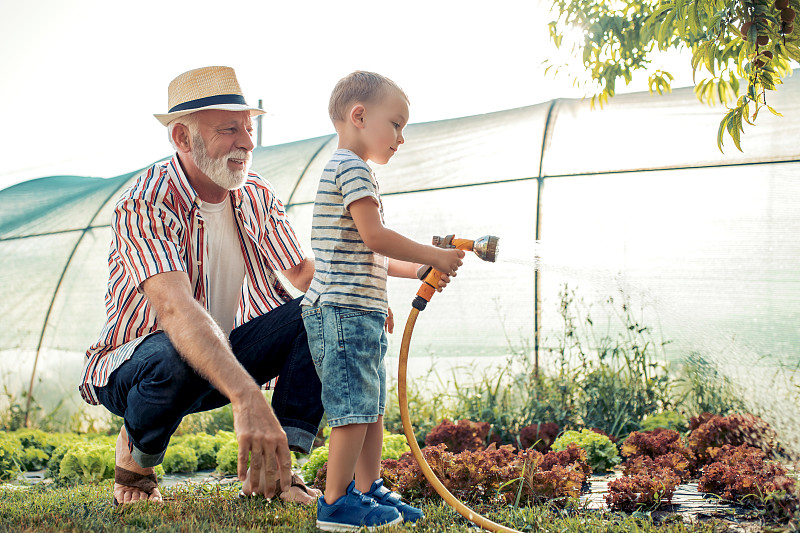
[301,304,387,427]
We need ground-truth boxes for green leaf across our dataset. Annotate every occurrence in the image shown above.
[737,45,748,77]
[694,78,705,97]
[766,105,783,117]
[691,46,704,80]
[730,73,740,95]
[717,79,728,104]
[721,39,741,65]
[717,110,733,152]
[726,111,737,135]
[731,116,743,152]
[658,10,676,44]
[785,43,800,62]
[675,0,686,37]
[648,75,658,95]
[742,100,755,125]
[747,24,758,45]
[704,43,716,76]
[705,77,717,103]
[688,0,701,36]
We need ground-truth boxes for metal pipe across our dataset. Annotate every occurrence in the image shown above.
[257,99,263,147]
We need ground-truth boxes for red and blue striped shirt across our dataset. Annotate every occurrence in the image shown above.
[78,154,304,405]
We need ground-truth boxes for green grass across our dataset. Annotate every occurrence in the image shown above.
[0,480,747,532]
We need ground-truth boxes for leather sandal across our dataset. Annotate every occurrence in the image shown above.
[112,466,159,507]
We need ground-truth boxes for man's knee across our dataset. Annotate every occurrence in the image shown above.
[119,335,213,416]
[134,335,203,387]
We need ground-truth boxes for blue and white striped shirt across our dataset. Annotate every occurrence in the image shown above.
[79,153,304,405]
[301,149,388,312]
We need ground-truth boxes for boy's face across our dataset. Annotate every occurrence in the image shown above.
[360,89,409,165]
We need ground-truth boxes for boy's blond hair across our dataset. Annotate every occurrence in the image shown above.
[328,71,409,123]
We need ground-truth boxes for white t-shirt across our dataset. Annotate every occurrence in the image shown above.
[198,198,245,333]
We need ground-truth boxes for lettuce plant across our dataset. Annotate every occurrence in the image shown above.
[621,428,688,460]
[551,429,620,473]
[640,411,687,433]
[688,413,781,466]
[605,471,680,512]
[622,452,693,482]
[698,444,797,505]
[381,433,411,460]
[59,442,115,483]
[163,444,198,474]
[171,432,230,470]
[519,422,559,452]
[378,442,590,507]
[301,444,329,484]
[424,419,489,453]
[0,432,22,481]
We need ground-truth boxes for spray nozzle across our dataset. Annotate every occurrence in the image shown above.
[431,234,500,262]
[472,235,500,263]
[412,234,501,311]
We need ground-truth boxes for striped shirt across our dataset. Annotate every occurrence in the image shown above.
[301,149,388,312]
[78,154,304,405]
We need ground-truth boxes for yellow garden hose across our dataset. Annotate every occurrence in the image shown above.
[398,307,522,533]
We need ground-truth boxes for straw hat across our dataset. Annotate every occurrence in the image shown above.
[154,66,265,126]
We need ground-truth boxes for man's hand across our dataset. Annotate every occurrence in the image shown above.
[234,388,292,498]
[141,272,293,498]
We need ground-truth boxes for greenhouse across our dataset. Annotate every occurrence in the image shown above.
[1,76,799,453]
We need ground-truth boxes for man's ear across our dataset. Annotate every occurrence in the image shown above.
[171,123,192,153]
[349,104,366,129]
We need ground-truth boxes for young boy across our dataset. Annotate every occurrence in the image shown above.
[301,71,465,531]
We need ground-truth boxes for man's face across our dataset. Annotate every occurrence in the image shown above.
[190,110,255,190]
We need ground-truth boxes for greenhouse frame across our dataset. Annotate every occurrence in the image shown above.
[1,77,798,447]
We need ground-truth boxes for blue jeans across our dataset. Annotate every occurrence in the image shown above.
[95,297,323,468]
[301,304,387,428]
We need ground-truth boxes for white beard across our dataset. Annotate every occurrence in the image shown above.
[191,133,251,190]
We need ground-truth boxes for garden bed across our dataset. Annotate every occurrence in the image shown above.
[582,472,765,530]
[0,471,777,533]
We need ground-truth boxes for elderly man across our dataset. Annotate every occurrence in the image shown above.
[79,66,323,505]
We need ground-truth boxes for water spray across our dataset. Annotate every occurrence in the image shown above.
[398,234,523,533]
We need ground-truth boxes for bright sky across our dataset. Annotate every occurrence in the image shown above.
[0,0,694,191]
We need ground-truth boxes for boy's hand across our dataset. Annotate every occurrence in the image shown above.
[416,266,455,292]
[385,307,394,333]
[436,272,453,292]
[432,248,465,279]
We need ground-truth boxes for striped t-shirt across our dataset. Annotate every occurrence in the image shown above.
[301,149,388,312]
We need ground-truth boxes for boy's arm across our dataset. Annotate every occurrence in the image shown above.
[349,197,464,274]
[387,258,419,279]
[387,259,454,290]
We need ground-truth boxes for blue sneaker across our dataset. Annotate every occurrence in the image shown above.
[316,480,402,532]
[365,479,424,523]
